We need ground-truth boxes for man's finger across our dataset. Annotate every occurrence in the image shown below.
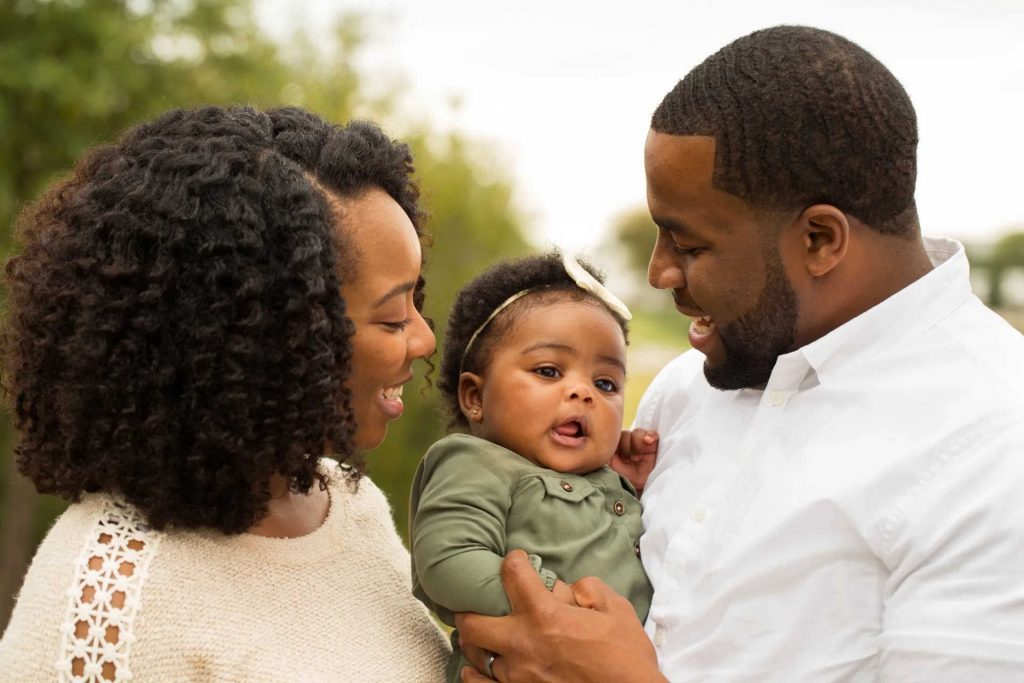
[456,612,514,657]
[632,428,658,453]
[500,548,555,614]
[460,641,491,674]
[569,575,617,611]
[461,666,491,682]
[617,430,632,457]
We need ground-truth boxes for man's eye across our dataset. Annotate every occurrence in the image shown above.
[533,366,560,379]
[671,243,701,257]
[595,378,618,393]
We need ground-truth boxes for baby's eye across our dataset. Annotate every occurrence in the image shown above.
[595,378,618,393]
[533,366,560,379]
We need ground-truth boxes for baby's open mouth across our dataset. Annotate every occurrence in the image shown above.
[554,420,585,438]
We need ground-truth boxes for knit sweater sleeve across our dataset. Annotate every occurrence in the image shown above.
[0,495,150,682]
[410,435,516,622]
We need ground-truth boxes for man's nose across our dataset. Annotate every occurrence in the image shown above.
[648,244,684,290]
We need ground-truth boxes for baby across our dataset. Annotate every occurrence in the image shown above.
[410,251,656,682]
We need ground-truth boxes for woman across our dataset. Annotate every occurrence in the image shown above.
[0,106,449,680]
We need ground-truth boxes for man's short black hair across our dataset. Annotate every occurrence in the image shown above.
[652,25,918,235]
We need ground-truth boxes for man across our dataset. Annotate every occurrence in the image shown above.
[457,25,1024,682]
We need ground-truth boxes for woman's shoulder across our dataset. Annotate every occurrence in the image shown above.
[319,459,400,533]
[0,494,165,681]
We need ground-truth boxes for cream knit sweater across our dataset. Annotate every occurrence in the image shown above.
[0,465,450,682]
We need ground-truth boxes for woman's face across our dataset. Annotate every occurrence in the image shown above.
[338,188,435,451]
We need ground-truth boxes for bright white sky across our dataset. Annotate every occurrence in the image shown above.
[256,0,1024,252]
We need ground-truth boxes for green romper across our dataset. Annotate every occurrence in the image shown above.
[410,433,652,682]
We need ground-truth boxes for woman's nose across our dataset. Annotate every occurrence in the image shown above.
[407,310,436,360]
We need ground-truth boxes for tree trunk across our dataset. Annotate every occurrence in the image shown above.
[0,455,36,633]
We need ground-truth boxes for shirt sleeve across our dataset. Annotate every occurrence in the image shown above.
[878,415,1024,679]
[410,437,515,622]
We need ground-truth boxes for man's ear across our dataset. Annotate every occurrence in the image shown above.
[794,204,850,278]
[458,372,485,423]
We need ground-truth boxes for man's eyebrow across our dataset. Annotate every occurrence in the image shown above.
[373,281,416,307]
[652,216,701,239]
[521,342,627,372]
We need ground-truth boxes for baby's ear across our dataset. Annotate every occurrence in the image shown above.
[458,372,485,423]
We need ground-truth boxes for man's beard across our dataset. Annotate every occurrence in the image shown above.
[704,253,798,390]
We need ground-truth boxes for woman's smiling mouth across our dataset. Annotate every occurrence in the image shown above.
[379,382,407,419]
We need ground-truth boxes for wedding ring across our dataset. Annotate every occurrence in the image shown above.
[484,651,498,680]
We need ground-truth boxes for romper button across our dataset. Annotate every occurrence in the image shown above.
[634,541,641,557]
[560,481,573,492]
[613,501,625,515]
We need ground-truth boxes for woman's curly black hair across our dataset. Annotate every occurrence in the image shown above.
[437,251,629,431]
[1,105,426,534]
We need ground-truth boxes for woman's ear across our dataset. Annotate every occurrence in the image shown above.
[458,372,485,423]
[794,204,850,278]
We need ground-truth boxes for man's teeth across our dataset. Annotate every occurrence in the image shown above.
[692,316,715,333]
[382,385,404,401]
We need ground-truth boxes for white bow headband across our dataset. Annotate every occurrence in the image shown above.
[460,253,632,367]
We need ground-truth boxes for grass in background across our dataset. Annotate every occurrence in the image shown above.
[624,305,692,424]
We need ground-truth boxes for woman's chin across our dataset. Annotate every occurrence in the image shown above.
[354,424,388,452]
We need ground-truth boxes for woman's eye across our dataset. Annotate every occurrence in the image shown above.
[595,378,618,393]
[381,319,411,332]
[533,366,560,379]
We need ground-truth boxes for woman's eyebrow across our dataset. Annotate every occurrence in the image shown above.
[373,281,416,307]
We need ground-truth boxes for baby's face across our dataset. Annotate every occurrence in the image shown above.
[470,299,626,474]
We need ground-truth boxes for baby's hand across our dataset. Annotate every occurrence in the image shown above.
[610,428,659,496]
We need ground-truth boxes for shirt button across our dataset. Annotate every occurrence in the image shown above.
[654,625,665,647]
[560,481,573,492]
[692,504,708,522]
[771,390,786,407]
[612,501,625,515]
[633,541,641,557]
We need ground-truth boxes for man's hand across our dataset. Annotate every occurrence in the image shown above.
[456,550,664,682]
[610,428,659,495]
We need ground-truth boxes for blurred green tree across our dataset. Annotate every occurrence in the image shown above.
[986,230,1024,309]
[613,207,658,278]
[0,0,528,629]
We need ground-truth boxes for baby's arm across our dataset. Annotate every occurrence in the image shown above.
[610,428,659,496]
[410,439,516,621]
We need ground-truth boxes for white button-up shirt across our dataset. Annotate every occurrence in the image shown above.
[636,237,1024,681]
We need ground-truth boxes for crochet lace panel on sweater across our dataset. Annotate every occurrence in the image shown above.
[56,499,162,682]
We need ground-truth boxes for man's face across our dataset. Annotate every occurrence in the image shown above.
[644,131,798,390]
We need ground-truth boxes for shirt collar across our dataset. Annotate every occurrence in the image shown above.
[768,236,973,391]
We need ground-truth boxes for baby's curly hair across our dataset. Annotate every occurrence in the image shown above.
[653,25,919,235]
[437,251,628,431]
[1,105,425,533]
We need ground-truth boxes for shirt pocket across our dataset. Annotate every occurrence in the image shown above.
[536,474,596,503]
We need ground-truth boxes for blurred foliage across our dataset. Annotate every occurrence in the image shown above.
[971,230,1024,309]
[613,207,658,279]
[0,0,528,627]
